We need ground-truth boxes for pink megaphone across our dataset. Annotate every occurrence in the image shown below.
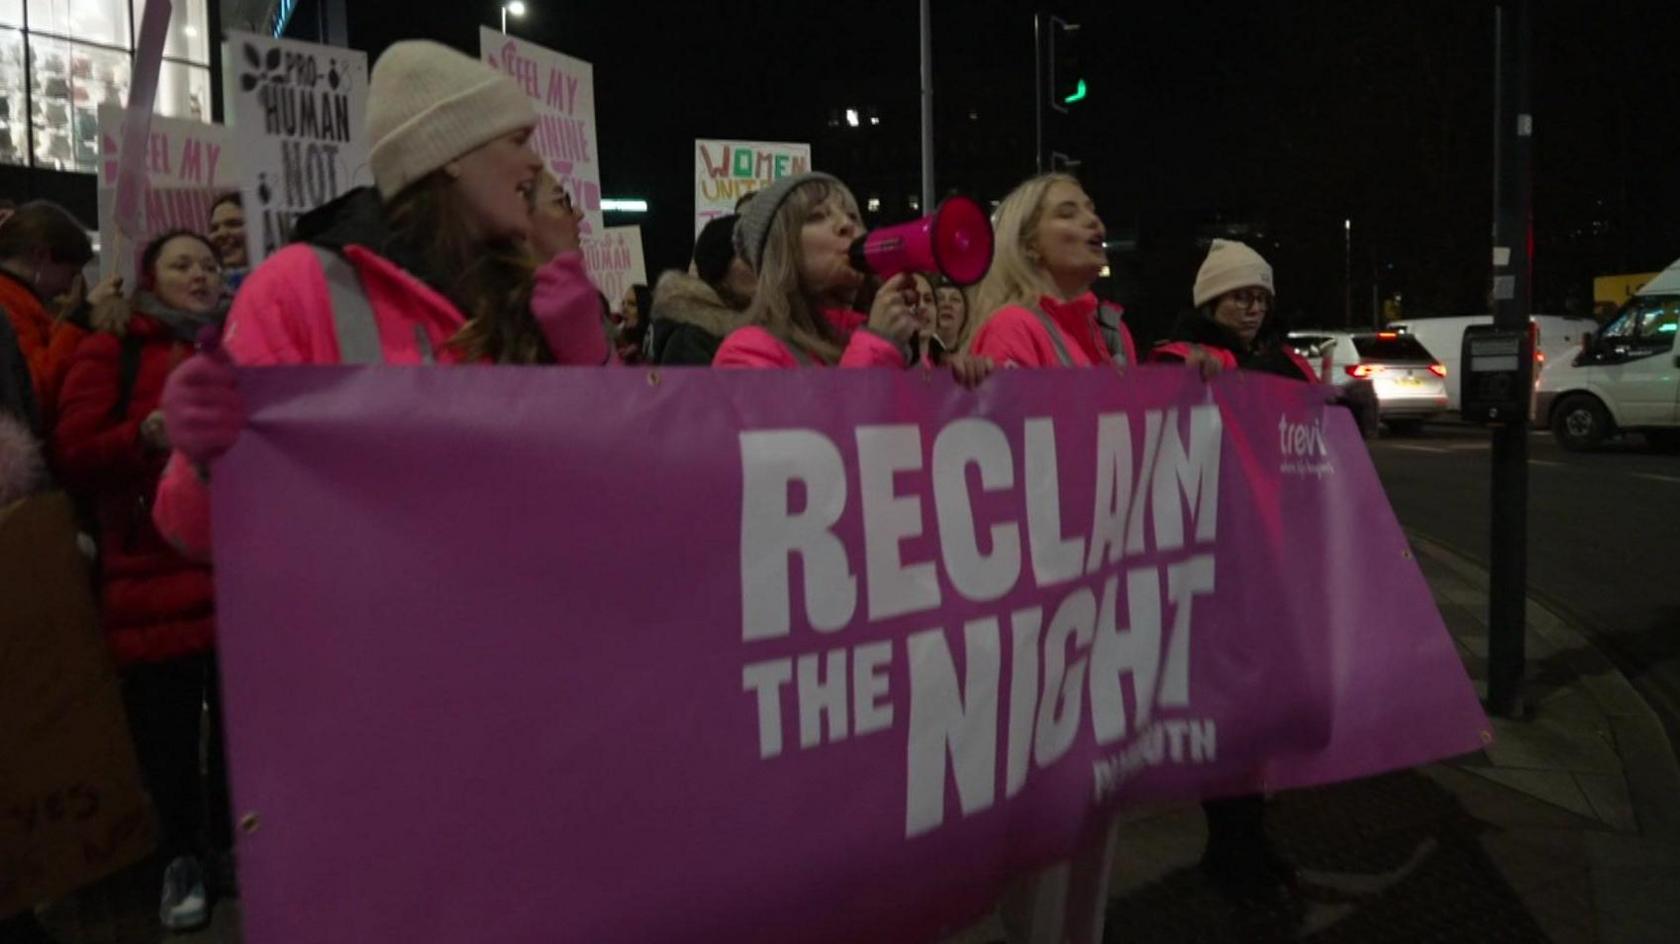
[849,195,994,286]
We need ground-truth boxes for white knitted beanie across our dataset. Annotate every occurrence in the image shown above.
[368,41,537,199]
[1193,239,1275,307]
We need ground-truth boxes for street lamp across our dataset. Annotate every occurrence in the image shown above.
[1344,218,1352,328]
[501,1,527,34]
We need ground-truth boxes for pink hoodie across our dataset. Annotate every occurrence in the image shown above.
[712,324,906,369]
[969,292,1137,369]
[152,243,603,559]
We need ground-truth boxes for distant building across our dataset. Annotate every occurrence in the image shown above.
[815,68,1034,226]
[0,0,344,226]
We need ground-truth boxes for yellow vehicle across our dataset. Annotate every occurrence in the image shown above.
[1594,271,1660,321]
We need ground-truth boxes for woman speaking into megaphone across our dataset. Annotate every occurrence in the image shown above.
[965,173,1138,368]
[711,172,992,385]
[959,173,1238,944]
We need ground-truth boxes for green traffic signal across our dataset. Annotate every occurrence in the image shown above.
[1062,79,1087,104]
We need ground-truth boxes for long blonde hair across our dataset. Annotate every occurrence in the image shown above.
[745,178,861,364]
[965,173,1080,349]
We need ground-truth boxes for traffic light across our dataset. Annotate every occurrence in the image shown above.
[1049,17,1083,113]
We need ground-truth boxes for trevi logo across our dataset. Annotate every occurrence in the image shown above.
[1278,413,1334,478]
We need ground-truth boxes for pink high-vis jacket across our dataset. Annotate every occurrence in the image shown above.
[712,309,907,369]
[968,292,1137,368]
[152,244,603,559]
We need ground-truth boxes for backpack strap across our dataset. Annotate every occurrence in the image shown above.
[1096,304,1128,367]
[413,325,435,365]
[109,333,144,421]
[1024,304,1075,367]
[311,246,384,365]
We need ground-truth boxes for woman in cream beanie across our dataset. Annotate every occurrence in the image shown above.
[150,40,610,563]
[1147,237,1317,924]
[1151,238,1316,380]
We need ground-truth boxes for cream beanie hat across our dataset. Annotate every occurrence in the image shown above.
[368,40,537,199]
[1193,239,1275,307]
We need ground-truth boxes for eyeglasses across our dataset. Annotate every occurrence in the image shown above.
[1225,289,1273,311]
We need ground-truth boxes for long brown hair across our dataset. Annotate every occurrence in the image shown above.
[744,178,861,364]
[383,173,552,365]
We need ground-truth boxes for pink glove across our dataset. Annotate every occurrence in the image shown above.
[161,329,245,467]
[532,251,612,366]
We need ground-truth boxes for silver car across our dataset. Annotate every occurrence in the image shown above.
[1288,330,1449,433]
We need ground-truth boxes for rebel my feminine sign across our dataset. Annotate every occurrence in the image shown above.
[96,106,235,284]
[480,30,606,283]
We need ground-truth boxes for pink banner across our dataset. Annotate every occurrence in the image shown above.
[211,366,1488,943]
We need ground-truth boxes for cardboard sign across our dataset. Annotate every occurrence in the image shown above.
[695,138,811,235]
[480,30,605,277]
[97,106,236,284]
[586,225,646,307]
[0,493,154,916]
[223,31,371,267]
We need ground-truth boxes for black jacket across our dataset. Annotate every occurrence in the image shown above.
[290,187,464,301]
[0,311,40,438]
[647,270,751,366]
[292,187,422,263]
[1161,308,1313,382]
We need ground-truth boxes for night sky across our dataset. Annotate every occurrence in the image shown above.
[316,0,1680,344]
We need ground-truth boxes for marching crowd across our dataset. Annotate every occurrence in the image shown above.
[2,36,1325,943]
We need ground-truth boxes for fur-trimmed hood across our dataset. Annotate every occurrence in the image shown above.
[649,270,750,338]
[0,411,43,507]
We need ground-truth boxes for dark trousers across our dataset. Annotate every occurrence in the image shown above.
[0,912,55,942]
[122,652,232,863]
[1203,793,1268,852]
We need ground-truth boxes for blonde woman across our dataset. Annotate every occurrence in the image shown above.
[965,173,1137,367]
[956,173,1134,944]
[933,275,970,351]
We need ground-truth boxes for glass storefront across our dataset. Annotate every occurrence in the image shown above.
[0,0,209,173]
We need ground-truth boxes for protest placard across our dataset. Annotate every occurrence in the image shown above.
[223,31,370,267]
[97,106,235,283]
[586,225,646,307]
[695,138,811,235]
[480,30,605,277]
[0,493,154,916]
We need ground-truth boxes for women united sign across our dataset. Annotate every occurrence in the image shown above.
[695,138,812,235]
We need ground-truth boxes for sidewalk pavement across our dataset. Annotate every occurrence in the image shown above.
[1092,533,1680,943]
[32,857,240,944]
[33,537,1680,944]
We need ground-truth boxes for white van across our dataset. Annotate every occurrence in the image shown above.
[1531,256,1680,451]
[1392,313,1597,412]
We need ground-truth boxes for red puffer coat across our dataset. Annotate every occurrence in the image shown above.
[51,312,213,665]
